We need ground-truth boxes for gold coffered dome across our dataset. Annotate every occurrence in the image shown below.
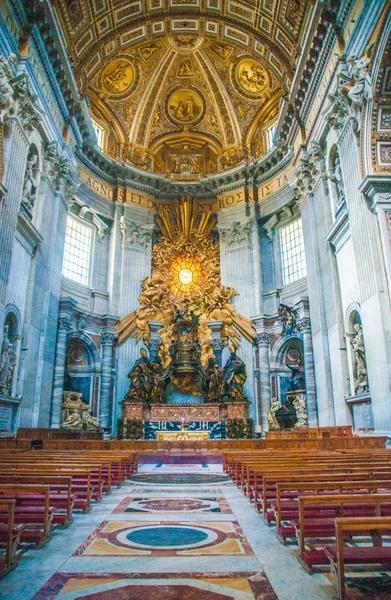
[53,0,315,179]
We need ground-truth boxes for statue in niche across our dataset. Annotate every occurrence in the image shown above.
[292,395,309,428]
[329,151,345,207]
[0,324,19,395]
[125,348,155,402]
[201,357,225,402]
[278,304,297,336]
[287,358,306,390]
[268,397,282,430]
[346,323,369,394]
[223,347,247,402]
[21,148,40,211]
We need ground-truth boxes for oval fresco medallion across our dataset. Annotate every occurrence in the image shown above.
[102,59,134,95]
[236,59,268,95]
[167,89,205,125]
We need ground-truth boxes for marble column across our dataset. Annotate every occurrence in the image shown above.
[255,333,271,433]
[0,118,30,307]
[298,317,318,426]
[99,331,116,429]
[50,317,71,428]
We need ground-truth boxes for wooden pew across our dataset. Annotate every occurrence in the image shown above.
[274,479,391,543]
[0,484,54,549]
[0,499,25,578]
[295,493,391,573]
[0,467,93,513]
[326,516,391,600]
[258,471,373,521]
[0,475,74,528]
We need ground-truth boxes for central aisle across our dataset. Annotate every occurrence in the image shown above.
[0,461,333,599]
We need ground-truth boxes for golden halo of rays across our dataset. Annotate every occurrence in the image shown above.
[170,255,203,297]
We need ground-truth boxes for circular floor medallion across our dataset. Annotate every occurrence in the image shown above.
[116,524,216,550]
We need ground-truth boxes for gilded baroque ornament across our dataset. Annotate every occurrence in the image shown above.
[102,59,134,95]
[167,89,204,125]
[116,197,256,368]
[236,59,268,95]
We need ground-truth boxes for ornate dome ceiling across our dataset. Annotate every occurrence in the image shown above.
[53,0,315,180]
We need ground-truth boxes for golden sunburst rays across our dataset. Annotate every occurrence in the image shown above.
[156,196,215,242]
[115,196,256,351]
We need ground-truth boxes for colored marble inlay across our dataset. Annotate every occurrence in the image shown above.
[73,520,254,557]
[112,496,232,514]
[130,473,230,484]
[33,571,278,599]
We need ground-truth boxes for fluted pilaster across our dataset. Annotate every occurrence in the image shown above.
[0,118,30,303]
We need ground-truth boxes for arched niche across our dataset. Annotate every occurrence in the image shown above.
[20,143,40,216]
[345,305,368,397]
[64,334,101,416]
[0,305,21,397]
[270,335,304,404]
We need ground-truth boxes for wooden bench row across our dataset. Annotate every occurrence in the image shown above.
[223,447,391,599]
[0,448,138,578]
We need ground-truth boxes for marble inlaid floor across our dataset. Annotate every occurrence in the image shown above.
[0,462,341,600]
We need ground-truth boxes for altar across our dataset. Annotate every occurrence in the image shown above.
[116,198,255,441]
[156,431,210,441]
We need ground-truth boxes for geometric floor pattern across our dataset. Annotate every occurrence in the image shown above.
[0,461,361,599]
[73,519,253,557]
[112,496,232,513]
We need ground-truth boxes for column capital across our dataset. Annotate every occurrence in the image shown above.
[101,330,116,345]
[297,317,311,333]
[254,332,270,347]
[58,316,72,332]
